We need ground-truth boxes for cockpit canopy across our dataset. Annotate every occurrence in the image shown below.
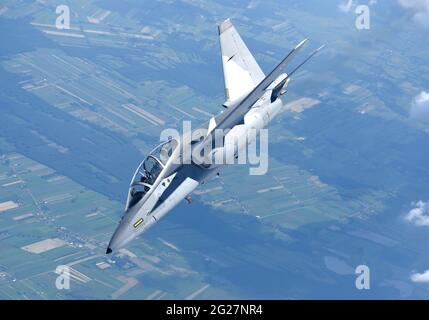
[125,139,179,210]
[150,139,178,166]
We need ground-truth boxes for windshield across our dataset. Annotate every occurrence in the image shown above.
[126,161,153,210]
[143,156,162,184]
[125,139,178,210]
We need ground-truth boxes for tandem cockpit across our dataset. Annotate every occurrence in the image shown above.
[125,139,179,210]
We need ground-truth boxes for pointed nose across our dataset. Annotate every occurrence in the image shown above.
[106,218,135,254]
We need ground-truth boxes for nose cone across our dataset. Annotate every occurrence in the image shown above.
[106,217,135,254]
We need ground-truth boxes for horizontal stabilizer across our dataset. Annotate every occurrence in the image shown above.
[270,44,325,103]
[213,38,310,131]
[286,44,325,79]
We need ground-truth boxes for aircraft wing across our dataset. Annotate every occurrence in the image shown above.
[214,38,324,131]
[219,19,265,103]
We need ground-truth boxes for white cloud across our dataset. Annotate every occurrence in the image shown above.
[399,0,429,9]
[410,91,429,123]
[405,201,429,226]
[398,0,429,27]
[411,269,429,282]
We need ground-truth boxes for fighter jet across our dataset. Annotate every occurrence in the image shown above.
[106,19,324,254]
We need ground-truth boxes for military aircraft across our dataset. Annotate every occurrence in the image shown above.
[106,19,324,254]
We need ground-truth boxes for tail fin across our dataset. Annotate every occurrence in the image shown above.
[219,19,265,103]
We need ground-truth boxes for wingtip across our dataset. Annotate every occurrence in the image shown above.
[218,18,233,35]
[295,38,309,50]
[316,44,326,51]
